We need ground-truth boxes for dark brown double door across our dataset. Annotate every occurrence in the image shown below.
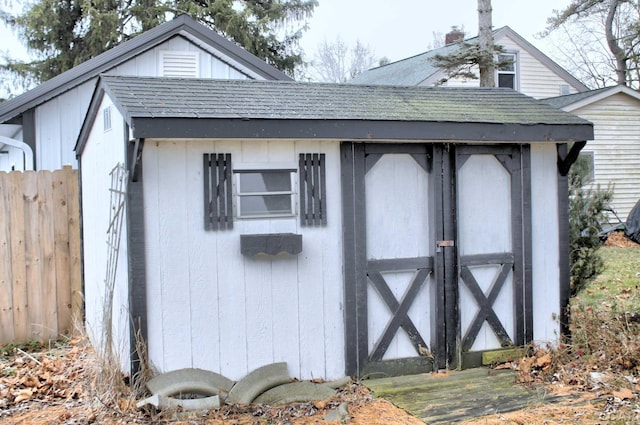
[341,143,532,377]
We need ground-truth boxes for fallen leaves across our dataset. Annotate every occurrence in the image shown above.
[0,338,87,410]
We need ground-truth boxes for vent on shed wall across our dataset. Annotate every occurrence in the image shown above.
[160,51,199,78]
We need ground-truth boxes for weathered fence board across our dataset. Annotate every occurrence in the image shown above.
[0,167,82,345]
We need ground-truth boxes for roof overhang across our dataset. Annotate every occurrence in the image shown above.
[128,117,594,142]
[560,85,640,112]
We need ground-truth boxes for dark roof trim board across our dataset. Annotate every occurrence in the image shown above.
[130,117,593,143]
[0,15,291,123]
[76,76,594,155]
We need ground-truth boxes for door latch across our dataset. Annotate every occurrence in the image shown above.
[436,240,455,248]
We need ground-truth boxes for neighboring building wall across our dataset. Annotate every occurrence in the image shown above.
[36,35,253,171]
[575,93,640,220]
[80,97,131,374]
[530,143,561,343]
[36,82,94,170]
[499,36,579,99]
[142,138,344,381]
[0,145,25,171]
[421,35,580,99]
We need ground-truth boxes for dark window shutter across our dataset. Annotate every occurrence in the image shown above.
[204,153,233,230]
[299,153,327,226]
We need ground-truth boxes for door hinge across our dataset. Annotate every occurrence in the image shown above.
[436,240,455,248]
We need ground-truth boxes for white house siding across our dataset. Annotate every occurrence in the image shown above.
[35,36,253,171]
[80,97,130,373]
[142,139,344,381]
[420,35,580,99]
[499,36,579,99]
[530,143,561,343]
[0,145,24,171]
[573,93,640,220]
[35,81,94,170]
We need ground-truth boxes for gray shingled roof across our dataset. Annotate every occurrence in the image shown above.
[350,26,588,92]
[541,87,612,109]
[348,41,463,86]
[75,75,594,153]
[0,15,290,123]
[102,75,589,125]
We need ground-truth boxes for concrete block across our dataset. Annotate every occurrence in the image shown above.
[226,362,291,405]
[137,394,221,410]
[146,368,234,400]
[253,381,336,405]
[325,376,352,389]
[323,402,349,422]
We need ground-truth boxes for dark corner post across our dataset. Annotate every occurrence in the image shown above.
[22,109,37,170]
[556,143,572,339]
[126,133,148,383]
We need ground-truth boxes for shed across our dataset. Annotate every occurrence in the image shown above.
[76,76,593,381]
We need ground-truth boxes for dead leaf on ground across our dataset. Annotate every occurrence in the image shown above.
[612,388,635,400]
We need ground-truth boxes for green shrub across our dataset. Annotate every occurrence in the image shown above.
[568,155,614,296]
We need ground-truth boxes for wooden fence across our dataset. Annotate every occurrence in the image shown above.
[0,167,82,345]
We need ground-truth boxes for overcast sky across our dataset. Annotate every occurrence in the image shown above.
[0,0,571,85]
[299,0,571,62]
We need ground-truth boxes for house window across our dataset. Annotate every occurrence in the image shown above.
[235,169,296,218]
[578,151,595,182]
[559,84,571,96]
[497,53,517,89]
[103,106,112,132]
[160,51,199,78]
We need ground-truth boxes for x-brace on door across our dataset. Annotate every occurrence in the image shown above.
[342,143,532,377]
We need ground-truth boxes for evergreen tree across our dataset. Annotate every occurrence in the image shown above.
[568,155,614,296]
[430,0,511,86]
[1,0,316,85]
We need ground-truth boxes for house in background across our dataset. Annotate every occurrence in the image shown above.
[544,85,640,220]
[76,75,593,381]
[352,27,640,223]
[350,26,589,99]
[0,15,290,172]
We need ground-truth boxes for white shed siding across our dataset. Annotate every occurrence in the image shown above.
[530,143,561,343]
[142,139,344,381]
[574,93,640,219]
[80,97,130,373]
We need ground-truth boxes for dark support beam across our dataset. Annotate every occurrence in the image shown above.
[21,109,36,170]
[557,141,587,176]
[557,144,571,338]
[126,137,148,383]
[130,137,144,182]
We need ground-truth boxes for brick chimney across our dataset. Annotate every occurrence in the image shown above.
[445,26,465,45]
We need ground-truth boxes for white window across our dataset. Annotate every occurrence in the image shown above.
[159,51,199,78]
[235,168,296,218]
[497,53,517,90]
[579,151,595,182]
[103,106,112,132]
